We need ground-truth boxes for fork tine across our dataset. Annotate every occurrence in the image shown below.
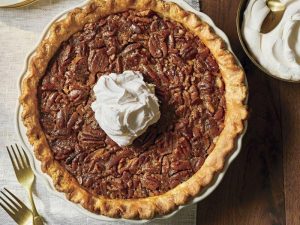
[10,145,23,170]
[0,201,16,220]
[15,144,27,168]
[21,146,31,168]
[6,146,18,172]
[3,188,25,210]
[0,195,18,213]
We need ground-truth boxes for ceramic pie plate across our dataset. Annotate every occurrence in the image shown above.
[15,0,248,223]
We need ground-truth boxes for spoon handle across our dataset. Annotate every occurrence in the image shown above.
[267,0,286,12]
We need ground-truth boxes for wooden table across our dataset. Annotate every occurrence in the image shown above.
[196,1,300,224]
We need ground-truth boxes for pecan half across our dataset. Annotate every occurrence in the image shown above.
[88,49,109,73]
[141,174,161,191]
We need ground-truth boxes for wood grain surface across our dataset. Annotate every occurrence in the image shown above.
[196,0,300,225]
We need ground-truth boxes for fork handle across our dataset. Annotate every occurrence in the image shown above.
[33,216,44,225]
[28,187,39,217]
[27,186,44,225]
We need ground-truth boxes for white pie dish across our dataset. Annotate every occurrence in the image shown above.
[15,0,248,223]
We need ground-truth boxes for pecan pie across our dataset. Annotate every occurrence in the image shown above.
[20,0,247,219]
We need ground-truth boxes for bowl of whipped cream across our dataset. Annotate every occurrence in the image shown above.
[237,0,300,82]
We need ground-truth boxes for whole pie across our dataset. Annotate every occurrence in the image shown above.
[20,0,247,219]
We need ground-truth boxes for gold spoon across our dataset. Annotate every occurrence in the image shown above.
[261,0,286,33]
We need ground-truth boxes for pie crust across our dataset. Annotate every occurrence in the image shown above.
[20,0,247,219]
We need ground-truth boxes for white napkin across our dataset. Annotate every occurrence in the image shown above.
[0,1,200,224]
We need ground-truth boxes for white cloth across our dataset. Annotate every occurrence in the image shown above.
[0,1,200,224]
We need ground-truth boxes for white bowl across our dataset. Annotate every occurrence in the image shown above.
[15,0,248,223]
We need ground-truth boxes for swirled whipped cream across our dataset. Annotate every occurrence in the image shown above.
[91,71,160,147]
[243,0,300,80]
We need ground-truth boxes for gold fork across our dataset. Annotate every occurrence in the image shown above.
[0,188,33,225]
[7,144,44,225]
[0,0,39,8]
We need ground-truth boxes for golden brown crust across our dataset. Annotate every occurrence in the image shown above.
[20,0,247,219]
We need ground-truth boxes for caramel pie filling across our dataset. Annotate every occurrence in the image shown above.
[38,10,225,199]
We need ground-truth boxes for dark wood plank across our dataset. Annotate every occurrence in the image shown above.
[196,0,286,224]
[280,83,300,225]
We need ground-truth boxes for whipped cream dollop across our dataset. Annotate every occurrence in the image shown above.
[91,71,161,147]
[243,0,300,80]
